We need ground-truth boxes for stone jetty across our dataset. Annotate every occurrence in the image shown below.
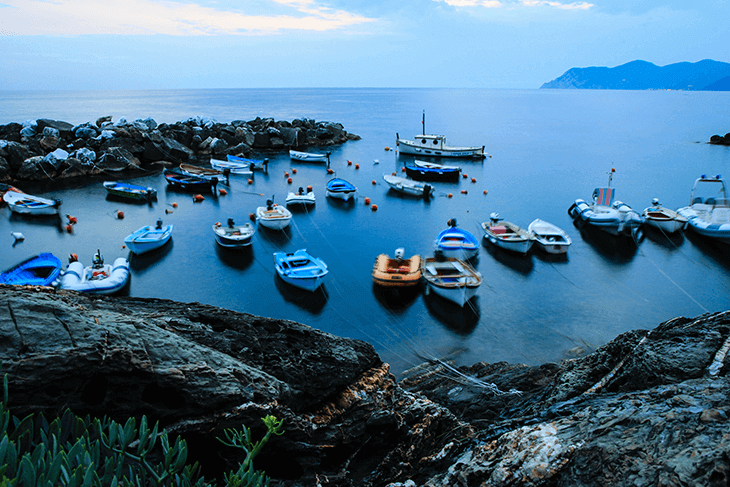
[0,116,360,183]
[0,285,728,486]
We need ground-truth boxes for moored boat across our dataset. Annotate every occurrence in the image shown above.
[59,250,130,295]
[256,199,293,230]
[273,249,328,292]
[434,219,479,260]
[676,175,730,244]
[326,178,357,201]
[482,213,536,255]
[422,254,482,306]
[124,219,173,254]
[0,253,63,287]
[103,181,157,201]
[372,248,422,288]
[396,112,486,159]
[289,150,329,163]
[286,187,316,206]
[382,174,434,199]
[163,167,218,193]
[528,218,571,254]
[213,218,255,248]
[404,160,461,181]
[2,189,61,216]
[643,198,688,234]
[227,154,268,172]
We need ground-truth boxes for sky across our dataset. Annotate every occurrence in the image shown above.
[0,0,727,90]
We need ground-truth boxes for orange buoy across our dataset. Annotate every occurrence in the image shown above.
[171,202,178,208]
[364,197,371,205]
[249,213,256,221]
[121,245,126,249]
[116,210,124,219]
[460,190,468,194]
[371,204,378,211]
[284,171,290,177]
[327,168,334,174]
[448,193,453,198]
[384,146,390,151]
[471,178,477,183]
[372,180,376,185]
[347,160,352,166]
[483,190,488,195]
[66,214,77,224]
[247,179,253,184]
[355,164,360,169]
[219,188,228,195]
[193,194,205,202]
[65,224,73,233]
[69,253,78,263]
[392,171,397,176]
[307,185,313,192]
[401,167,406,172]
[287,178,293,184]
[215,221,221,227]
[292,168,297,174]
[462,173,468,179]
[165,208,174,214]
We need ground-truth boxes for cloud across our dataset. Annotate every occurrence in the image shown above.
[436,0,593,9]
[0,0,377,36]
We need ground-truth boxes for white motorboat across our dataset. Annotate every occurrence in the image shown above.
[289,150,329,163]
[124,219,173,254]
[213,218,255,248]
[286,187,316,206]
[396,112,486,159]
[676,175,730,244]
[59,250,129,295]
[256,199,293,230]
[382,174,434,198]
[273,249,328,292]
[528,219,572,254]
[642,198,688,234]
[2,189,61,216]
[422,254,482,306]
[482,213,536,255]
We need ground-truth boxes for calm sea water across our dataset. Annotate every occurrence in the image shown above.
[2,88,730,375]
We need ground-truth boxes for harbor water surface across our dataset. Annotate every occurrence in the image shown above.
[1,88,729,375]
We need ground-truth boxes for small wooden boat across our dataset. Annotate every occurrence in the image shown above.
[273,249,328,292]
[210,158,253,176]
[382,174,434,199]
[103,181,157,201]
[434,219,479,260]
[286,187,316,206]
[59,250,130,295]
[372,248,422,288]
[422,254,482,306]
[676,175,730,244]
[528,219,571,254]
[124,219,173,254]
[0,253,63,287]
[213,219,255,248]
[289,150,329,163]
[642,198,688,234]
[180,163,227,182]
[226,155,268,172]
[404,160,461,181]
[482,213,535,255]
[326,178,357,201]
[256,199,293,230]
[2,190,61,216]
[163,167,218,193]
[396,112,486,159]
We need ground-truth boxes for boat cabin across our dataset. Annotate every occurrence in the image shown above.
[408,134,448,150]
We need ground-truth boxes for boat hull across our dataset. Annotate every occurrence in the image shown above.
[642,207,688,234]
[404,164,460,181]
[213,222,255,248]
[163,168,218,193]
[326,178,357,201]
[103,182,157,201]
[211,158,253,176]
[422,257,481,307]
[397,138,485,159]
[124,225,173,254]
[372,254,422,288]
[570,199,642,236]
[59,258,130,295]
[274,249,328,292]
[434,226,480,260]
[527,219,570,254]
[256,206,293,230]
[286,192,316,205]
[677,206,730,244]
[0,253,62,286]
[289,150,328,163]
[382,175,433,198]
[3,190,61,216]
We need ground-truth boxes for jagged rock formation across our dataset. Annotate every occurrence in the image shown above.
[0,116,360,183]
[1,285,729,486]
[709,133,730,146]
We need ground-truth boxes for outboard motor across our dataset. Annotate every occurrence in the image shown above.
[155,218,163,230]
[92,250,104,269]
[227,218,235,228]
[423,184,432,200]
[298,187,305,195]
[266,199,274,210]
[394,247,405,260]
[489,212,502,226]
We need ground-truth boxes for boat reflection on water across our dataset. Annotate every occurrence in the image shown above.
[642,225,685,249]
[482,240,534,276]
[274,275,328,314]
[9,212,64,233]
[371,282,422,314]
[214,243,254,270]
[684,231,730,271]
[574,219,640,262]
[423,292,480,335]
[128,239,174,275]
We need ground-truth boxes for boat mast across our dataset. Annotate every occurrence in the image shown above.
[422,110,425,136]
[607,167,615,187]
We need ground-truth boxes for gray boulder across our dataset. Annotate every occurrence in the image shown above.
[0,155,10,181]
[16,155,56,180]
[97,147,139,171]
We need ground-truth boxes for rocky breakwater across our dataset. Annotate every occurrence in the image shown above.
[709,132,730,145]
[0,116,360,183]
[2,284,729,486]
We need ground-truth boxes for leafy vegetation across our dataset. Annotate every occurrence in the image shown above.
[0,374,284,486]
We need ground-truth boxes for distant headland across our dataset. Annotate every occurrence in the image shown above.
[540,59,730,91]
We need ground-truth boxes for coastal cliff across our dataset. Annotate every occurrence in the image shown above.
[0,116,360,183]
[1,285,728,486]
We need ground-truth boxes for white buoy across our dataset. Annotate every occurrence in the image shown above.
[11,232,24,242]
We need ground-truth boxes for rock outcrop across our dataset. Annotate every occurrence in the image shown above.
[709,133,730,145]
[1,285,728,486]
[0,116,360,183]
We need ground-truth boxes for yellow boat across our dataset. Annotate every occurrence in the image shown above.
[371,248,422,287]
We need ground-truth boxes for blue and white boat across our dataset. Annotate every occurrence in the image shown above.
[163,167,218,193]
[482,213,536,255]
[213,218,255,248]
[103,181,157,201]
[273,249,328,292]
[0,253,63,287]
[59,250,130,295]
[326,178,357,201]
[226,154,268,172]
[290,150,329,163]
[676,175,730,244]
[2,190,62,216]
[404,160,461,181]
[124,219,173,254]
[434,219,480,260]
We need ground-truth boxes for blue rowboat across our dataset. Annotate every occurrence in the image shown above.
[404,160,461,181]
[225,155,269,172]
[163,167,218,193]
[0,253,63,287]
[124,220,173,254]
[103,181,157,201]
[434,219,479,260]
[325,178,357,201]
[273,249,328,292]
